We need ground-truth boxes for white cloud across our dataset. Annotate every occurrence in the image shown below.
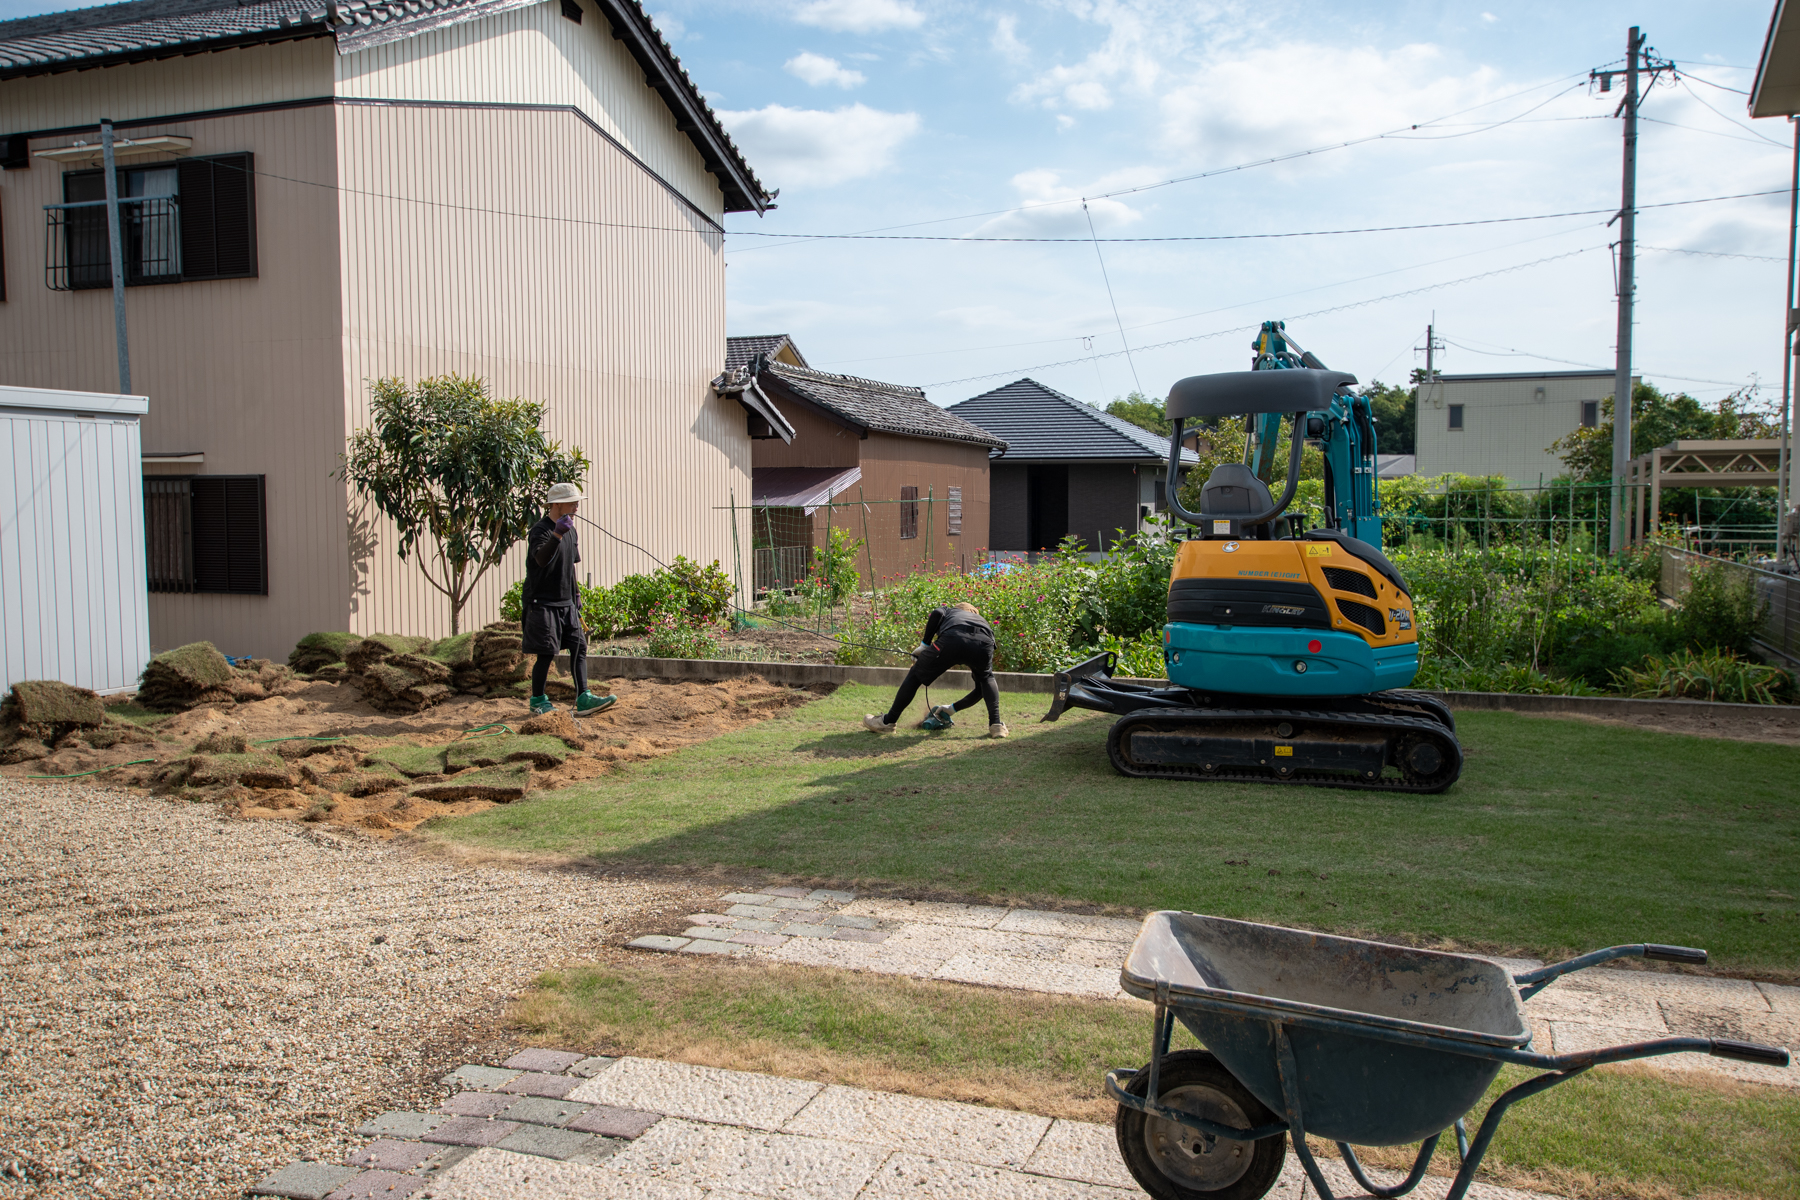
[1480,11,1498,23]
[792,0,924,33]
[991,14,1028,66]
[1010,0,1202,112]
[967,169,1145,238]
[1055,114,1075,131]
[653,11,686,40]
[718,103,921,187]
[785,51,867,88]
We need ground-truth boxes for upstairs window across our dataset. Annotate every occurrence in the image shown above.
[1581,400,1599,428]
[899,486,919,539]
[1447,404,1464,431]
[53,152,256,291]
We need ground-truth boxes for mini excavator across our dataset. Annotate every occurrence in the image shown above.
[1042,322,1464,793]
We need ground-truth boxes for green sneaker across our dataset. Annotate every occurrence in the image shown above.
[921,704,956,731]
[575,691,617,716]
[528,694,555,716]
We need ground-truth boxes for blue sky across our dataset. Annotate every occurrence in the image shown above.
[662,0,1792,411]
[6,0,1790,412]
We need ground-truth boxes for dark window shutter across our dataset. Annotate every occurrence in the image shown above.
[899,486,919,540]
[189,475,266,594]
[177,153,256,281]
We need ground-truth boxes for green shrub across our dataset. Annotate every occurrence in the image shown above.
[1615,649,1794,705]
[499,556,734,638]
[1669,560,1765,654]
[645,602,722,659]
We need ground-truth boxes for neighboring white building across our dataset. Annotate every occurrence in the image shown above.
[1415,370,1636,486]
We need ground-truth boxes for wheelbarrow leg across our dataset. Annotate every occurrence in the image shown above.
[1273,1023,1340,1200]
[1442,1067,1590,1200]
[1337,1136,1439,1198]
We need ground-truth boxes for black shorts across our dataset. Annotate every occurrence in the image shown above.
[521,602,587,656]
[916,630,995,682]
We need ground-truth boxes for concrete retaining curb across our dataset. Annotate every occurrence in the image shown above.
[585,654,1800,728]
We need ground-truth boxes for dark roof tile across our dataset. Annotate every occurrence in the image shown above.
[763,363,1006,451]
[726,334,806,372]
[948,378,1197,463]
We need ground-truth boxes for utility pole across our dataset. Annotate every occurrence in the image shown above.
[100,117,131,395]
[1415,319,1443,385]
[1781,116,1797,561]
[1592,29,1671,552]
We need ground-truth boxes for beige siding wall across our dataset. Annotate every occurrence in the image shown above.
[334,0,723,220]
[0,106,348,660]
[0,39,333,132]
[336,101,741,637]
[1416,374,1626,486]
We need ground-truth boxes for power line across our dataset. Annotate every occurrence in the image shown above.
[922,247,1608,389]
[1675,75,1788,146]
[1440,336,1753,389]
[1083,199,1141,395]
[1639,244,1786,263]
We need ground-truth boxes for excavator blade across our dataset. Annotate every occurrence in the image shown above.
[1042,651,1116,722]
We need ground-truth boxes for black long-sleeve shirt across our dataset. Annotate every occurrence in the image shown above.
[922,606,993,646]
[523,517,580,607]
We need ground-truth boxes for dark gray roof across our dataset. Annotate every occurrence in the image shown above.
[0,0,771,213]
[948,378,1197,464]
[761,363,1007,451]
[726,334,807,372]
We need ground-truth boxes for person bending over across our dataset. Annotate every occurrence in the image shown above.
[522,482,616,717]
[863,602,1007,738]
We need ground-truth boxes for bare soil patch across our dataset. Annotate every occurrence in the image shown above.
[1521,707,1800,746]
[0,673,825,839]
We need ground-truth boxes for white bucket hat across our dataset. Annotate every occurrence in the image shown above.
[546,482,584,504]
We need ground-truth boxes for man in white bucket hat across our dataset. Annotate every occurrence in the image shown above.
[521,481,615,716]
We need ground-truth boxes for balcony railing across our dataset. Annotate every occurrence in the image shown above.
[45,196,181,291]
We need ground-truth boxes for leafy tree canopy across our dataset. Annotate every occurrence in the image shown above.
[1102,391,1171,438]
[1549,383,1780,483]
[1364,379,1416,457]
[341,375,590,633]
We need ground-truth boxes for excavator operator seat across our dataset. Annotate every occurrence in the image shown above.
[1199,463,1274,536]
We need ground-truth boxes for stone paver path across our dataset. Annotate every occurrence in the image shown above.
[632,890,1799,1090]
[250,1051,1570,1200]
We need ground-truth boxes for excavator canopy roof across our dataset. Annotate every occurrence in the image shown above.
[1165,368,1358,420]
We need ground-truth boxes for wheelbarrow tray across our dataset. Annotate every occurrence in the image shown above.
[1121,912,1530,1146]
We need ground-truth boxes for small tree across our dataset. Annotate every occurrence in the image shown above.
[341,375,589,633]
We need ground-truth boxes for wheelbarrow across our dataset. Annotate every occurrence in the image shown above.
[1106,912,1791,1200]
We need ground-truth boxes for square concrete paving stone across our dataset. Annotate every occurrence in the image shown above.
[324,1169,425,1199]
[765,886,812,898]
[683,925,736,941]
[823,914,880,929]
[502,1048,588,1073]
[346,1140,440,1172]
[500,1071,585,1098]
[994,910,1142,944]
[687,913,737,926]
[679,938,751,956]
[569,1056,618,1078]
[498,1095,593,1126]
[831,927,888,943]
[854,1152,1138,1199]
[607,1117,888,1200]
[720,892,775,904]
[731,918,783,932]
[628,934,691,952]
[566,1104,662,1139]
[439,1092,515,1118]
[495,1124,598,1160]
[568,1057,824,1130]
[839,898,1009,929]
[425,1116,522,1147]
[1760,981,1800,1014]
[933,953,1124,1000]
[249,1161,362,1199]
[1022,1120,1141,1190]
[808,889,856,903]
[783,1084,1051,1169]
[354,1111,448,1139]
[413,1147,708,1200]
[780,922,835,938]
[767,896,824,910]
[440,1064,523,1091]
[728,929,788,947]
[725,903,784,920]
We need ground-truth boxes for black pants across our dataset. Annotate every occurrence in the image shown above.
[884,632,1001,725]
[523,602,588,696]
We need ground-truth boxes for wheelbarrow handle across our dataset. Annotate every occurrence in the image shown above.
[1514,943,1707,998]
[1711,1039,1791,1067]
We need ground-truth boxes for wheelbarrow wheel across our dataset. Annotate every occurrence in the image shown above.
[1115,1050,1286,1200]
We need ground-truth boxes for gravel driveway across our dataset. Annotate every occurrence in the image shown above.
[0,780,709,1199]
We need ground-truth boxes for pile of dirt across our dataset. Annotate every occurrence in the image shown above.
[137,642,294,711]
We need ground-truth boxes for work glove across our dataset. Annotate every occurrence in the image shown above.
[912,642,932,659]
[554,515,575,535]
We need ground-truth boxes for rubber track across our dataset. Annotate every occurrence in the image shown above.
[1106,707,1464,794]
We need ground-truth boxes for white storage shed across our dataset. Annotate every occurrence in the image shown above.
[2,385,152,696]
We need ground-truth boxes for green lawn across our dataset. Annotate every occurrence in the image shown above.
[431,685,1800,972]
[513,957,1800,1200]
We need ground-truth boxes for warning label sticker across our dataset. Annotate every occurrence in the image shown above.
[1306,544,1333,557]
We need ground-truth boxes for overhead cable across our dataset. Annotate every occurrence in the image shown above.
[1440,336,1755,389]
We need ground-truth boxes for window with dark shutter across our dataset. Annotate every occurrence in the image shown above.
[177,153,257,281]
[899,486,919,539]
[145,476,266,594]
[947,486,962,536]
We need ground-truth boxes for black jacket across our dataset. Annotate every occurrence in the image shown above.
[523,517,580,607]
[922,606,993,646]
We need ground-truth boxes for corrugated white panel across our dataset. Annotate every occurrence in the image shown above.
[0,38,333,134]
[0,409,151,694]
[334,0,723,220]
[336,101,747,637]
[0,106,351,660]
